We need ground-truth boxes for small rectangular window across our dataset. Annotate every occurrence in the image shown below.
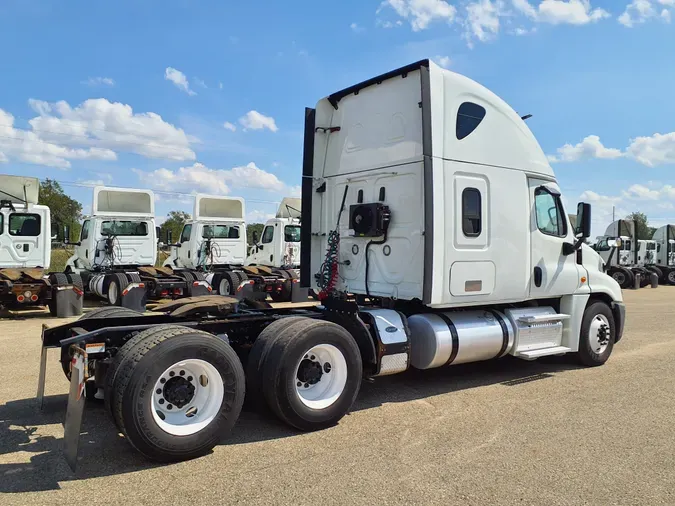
[284,225,301,242]
[456,102,486,140]
[261,225,274,244]
[81,220,91,241]
[180,224,192,243]
[101,220,148,236]
[462,188,482,237]
[534,188,567,238]
[202,225,240,239]
[9,213,41,236]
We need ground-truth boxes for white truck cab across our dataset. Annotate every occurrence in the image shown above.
[246,197,302,270]
[67,186,157,271]
[303,59,625,364]
[651,225,675,284]
[164,194,247,271]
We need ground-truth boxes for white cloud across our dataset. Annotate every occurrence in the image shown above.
[376,19,404,27]
[194,77,207,89]
[239,110,278,132]
[618,0,673,26]
[464,0,504,45]
[379,0,457,31]
[435,55,452,68]
[219,82,224,90]
[548,135,623,163]
[0,108,117,169]
[164,67,196,96]
[626,132,675,167]
[82,77,115,87]
[350,22,365,32]
[134,161,294,196]
[223,121,237,132]
[26,97,196,162]
[511,0,609,25]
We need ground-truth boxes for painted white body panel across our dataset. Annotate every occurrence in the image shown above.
[245,198,302,268]
[68,216,157,270]
[652,225,675,268]
[0,204,51,269]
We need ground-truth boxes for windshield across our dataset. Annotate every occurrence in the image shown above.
[284,225,301,242]
[101,220,148,236]
[202,224,240,239]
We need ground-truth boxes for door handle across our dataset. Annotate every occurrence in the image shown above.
[534,266,542,287]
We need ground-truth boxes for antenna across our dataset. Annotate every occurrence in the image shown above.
[521,114,532,121]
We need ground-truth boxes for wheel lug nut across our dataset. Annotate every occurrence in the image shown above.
[304,354,308,359]
[169,371,175,377]
[160,378,166,384]
[159,399,165,404]
[156,388,162,394]
[188,376,193,382]
[304,383,309,388]
[180,370,185,376]
[310,355,315,360]
[167,404,173,410]
[297,382,302,387]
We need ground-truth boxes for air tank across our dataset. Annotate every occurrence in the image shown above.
[89,274,106,298]
[407,310,514,369]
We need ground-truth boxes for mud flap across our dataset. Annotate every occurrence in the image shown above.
[36,344,48,410]
[53,285,84,317]
[186,280,211,297]
[63,346,88,472]
[120,284,147,313]
[291,279,309,303]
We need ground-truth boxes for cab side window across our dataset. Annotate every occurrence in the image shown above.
[534,188,567,238]
[80,220,91,241]
[180,224,192,243]
[261,225,274,244]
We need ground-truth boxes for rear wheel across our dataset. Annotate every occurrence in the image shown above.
[111,325,245,462]
[107,273,129,306]
[218,271,239,296]
[576,301,615,367]
[261,319,362,431]
[667,268,675,285]
[611,267,633,289]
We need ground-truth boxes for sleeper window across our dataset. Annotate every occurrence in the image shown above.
[9,214,41,236]
[534,188,567,238]
[462,188,482,237]
[456,102,486,140]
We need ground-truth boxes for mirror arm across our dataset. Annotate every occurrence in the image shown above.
[563,236,585,256]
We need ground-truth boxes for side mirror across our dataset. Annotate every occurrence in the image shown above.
[575,202,591,239]
[156,226,161,240]
[166,229,173,244]
[63,224,71,244]
[252,231,259,244]
[608,238,622,249]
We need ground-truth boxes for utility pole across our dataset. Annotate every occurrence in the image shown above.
[612,206,615,222]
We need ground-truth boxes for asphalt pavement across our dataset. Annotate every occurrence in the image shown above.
[1,289,674,505]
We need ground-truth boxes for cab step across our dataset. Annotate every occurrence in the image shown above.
[516,346,572,360]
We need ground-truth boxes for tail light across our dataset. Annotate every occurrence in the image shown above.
[17,295,25,303]
[30,294,39,302]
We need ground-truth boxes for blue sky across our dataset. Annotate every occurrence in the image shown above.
[0,0,674,236]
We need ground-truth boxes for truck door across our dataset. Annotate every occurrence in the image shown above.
[528,179,582,298]
[177,224,192,267]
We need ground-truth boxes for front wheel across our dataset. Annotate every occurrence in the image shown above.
[576,301,615,367]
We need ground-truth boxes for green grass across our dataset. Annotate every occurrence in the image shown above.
[49,248,172,272]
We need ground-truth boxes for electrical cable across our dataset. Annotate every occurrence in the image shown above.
[364,218,391,299]
[317,185,349,300]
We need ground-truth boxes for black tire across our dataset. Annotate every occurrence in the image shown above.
[127,272,142,283]
[646,265,663,280]
[218,271,239,296]
[245,317,307,410]
[49,272,68,287]
[610,268,631,289]
[192,271,206,281]
[667,268,675,285]
[576,301,615,367]
[237,271,249,282]
[111,325,245,462]
[106,273,129,306]
[179,270,195,282]
[60,306,142,380]
[66,272,84,291]
[261,319,362,431]
[104,324,194,418]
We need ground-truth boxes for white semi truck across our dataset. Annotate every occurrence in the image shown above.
[64,185,211,311]
[594,219,658,288]
[162,194,301,301]
[38,59,626,470]
[0,175,83,316]
[651,224,675,284]
[245,197,302,300]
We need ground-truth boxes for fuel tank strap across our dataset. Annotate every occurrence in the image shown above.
[488,310,509,359]
[436,313,459,366]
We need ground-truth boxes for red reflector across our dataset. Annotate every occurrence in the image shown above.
[73,287,84,296]
[31,294,39,302]
[193,281,200,286]
[173,288,182,294]
[207,286,212,292]
[122,289,129,296]
[161,290,169,296]
[139,283,145,288]
[17,295,25,302]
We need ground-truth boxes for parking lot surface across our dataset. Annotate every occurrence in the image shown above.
[1,290,674,505]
